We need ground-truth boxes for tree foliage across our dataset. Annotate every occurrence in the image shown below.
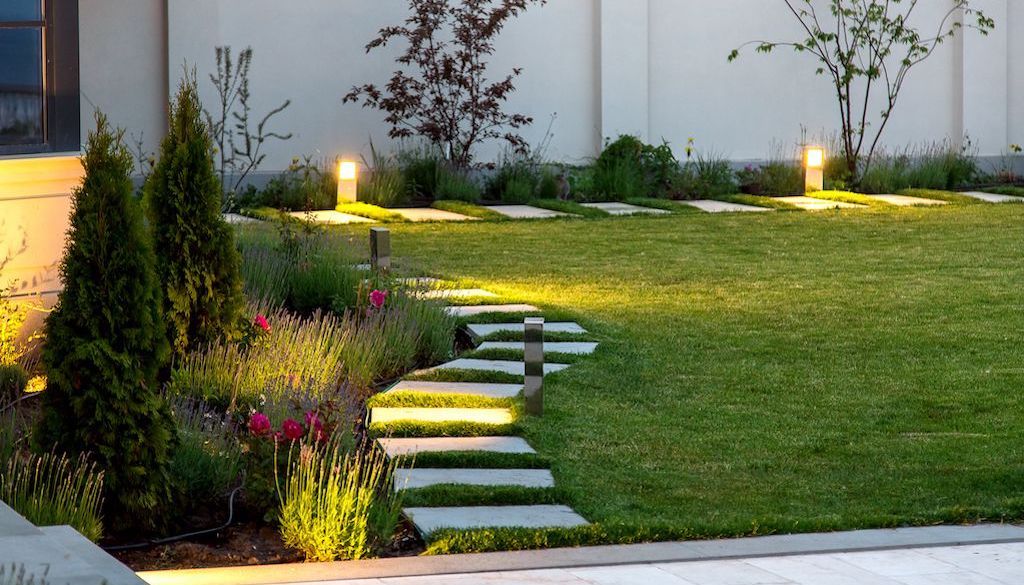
[344,0,545,169]
[730,0,994,179]
[36,113,173,532]
[146,73,245,358]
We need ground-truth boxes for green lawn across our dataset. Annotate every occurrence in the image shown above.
[340,205,1024,542]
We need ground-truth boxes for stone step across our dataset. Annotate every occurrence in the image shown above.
[486,205,573,219]
[414,288,499,300]
[476,341,599,355]
[422,358,569,377]
[775,196,866,210]
[682,200,771,213]
[581,202,670,216]
[369,407,515,426]
[377,436,535,458]
[40,526,146,585]
[445,304,540,317]
[398,277,446,288]
[394,468,556,491]
[387,380,524,399]
[403,505,589,536]
[466,322,588,339]
[865,194,947,206]
[289,210,374,224]
[388,207,478,222]
[961,191,1024,203]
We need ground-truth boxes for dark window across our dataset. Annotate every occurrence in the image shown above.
[0,0,79,155]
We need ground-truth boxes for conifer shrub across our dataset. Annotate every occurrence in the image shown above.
[146,74,244,358]
[35,113,174,532]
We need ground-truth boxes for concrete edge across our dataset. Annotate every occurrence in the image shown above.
[136,524,1024,585]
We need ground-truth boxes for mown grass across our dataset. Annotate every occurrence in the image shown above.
[336,202,408,223]
[984,185,1024,198]
[401,485,564,508]
[432,200,509,221]
[335,203,1024,549]
[897,189,985,205]
[530,199,610,219]
[623,198,703,214]
[713,194,801,210]
[809,190,893,208]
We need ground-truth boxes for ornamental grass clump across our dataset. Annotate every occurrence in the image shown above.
[168,397,243,506]
[277,441,402,562]
[0,452,104,542]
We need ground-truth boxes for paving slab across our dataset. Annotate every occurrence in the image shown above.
[369,407,515,426]
[398,277,446,288]
[581,202,670,216]
[866,194,948,206]
[394,468,556,490]
[377,436,535,457]
[222,213,259,224]
[682,199,772,213]
[445,304,541,317]
[423,358,569,377]
[961,190,1024,203]
[486,205,573,219]
[467,322,588,339]
[386,380,523,399]
[414,288,499,300]
[288,209,375,224]
[776,196,866,210]
[388,207,478,222]
[477,341,599,355]
[404,505,589,535]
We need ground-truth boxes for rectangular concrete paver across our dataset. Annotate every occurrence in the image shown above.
[445,304,541,317]
[682,199,772,213]
[582,202,670,216]
[388,207,478,222]
[369,407,515,425]
[961,191,1024,203]
[398,277,446,288]
[377,436,535,457]
[487,205,573,219]
[477,341,599,355]
[223,213,259,224]
[387,380,524,398]
[404,505,589,535]
[867,194,949,206]
[467,322,588,338]
[424,358,569,377]
[776,196,866,210]
[288,210,374,224]
[414,288,499,300]
[394,468,556,490]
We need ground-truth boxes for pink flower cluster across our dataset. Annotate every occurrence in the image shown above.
[253,314,271,332]
[369,289,388,310]
[248,410,326,442]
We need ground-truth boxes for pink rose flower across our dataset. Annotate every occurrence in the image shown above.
[253,314,270,332]
[248,412,272,436]
[369,289,388,310]
[282,418,305,441]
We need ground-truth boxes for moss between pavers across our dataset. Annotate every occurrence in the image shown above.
[401,485,565,508]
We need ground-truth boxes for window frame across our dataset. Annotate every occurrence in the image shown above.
[0,0,80,156]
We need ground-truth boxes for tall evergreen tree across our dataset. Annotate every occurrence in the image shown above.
[37,113,174,532]
[146,74,244,358]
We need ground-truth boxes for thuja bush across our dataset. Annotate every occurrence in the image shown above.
[146,74,244,358]
[36,114,174,532]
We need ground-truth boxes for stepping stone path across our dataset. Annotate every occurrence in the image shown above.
[372,283,598,537]
[414,288,499,300]
[486,205,574,219]
[776,196,866,211]
[682,200,771,213]
[388,207,478,222]
[223,213,259,224]
[961,191,1024,203]
[288,210,374,224]
[582,202,670,216]
[865,194,948,207]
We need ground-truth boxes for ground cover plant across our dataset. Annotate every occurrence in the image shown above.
[333,202,1024,551]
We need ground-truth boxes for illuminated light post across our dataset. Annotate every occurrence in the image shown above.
[337,160,358,204]
[804,147,825,192]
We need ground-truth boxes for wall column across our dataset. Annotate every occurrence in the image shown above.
[599,0,650,145]
[958,0,1009,154]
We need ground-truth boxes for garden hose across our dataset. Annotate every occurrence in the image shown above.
[102,485,242,552]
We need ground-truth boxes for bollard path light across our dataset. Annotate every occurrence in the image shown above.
[338,160,358,204]
[370,227,391,273]
[804,146,825,192]
[524,317,545,416]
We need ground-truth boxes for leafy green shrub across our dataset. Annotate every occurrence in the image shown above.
[737,162,803,196]
[435,170,481,202]
[360,142,407,207]
[673,145,737,199]
[168,397,242,507]
[36,113,173,533]
[398,144,445,199]
[0,451,104,542]
[257,156,337,211]
[591,135,679,199]
[146,75,245,358]
[278,441,402,561]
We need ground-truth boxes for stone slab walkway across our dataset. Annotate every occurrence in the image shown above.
[386,380,524,399]
[377,436,536,457]
[867,194,949,206]
[394,468,556,490]
[445,304,541,317]
[477,341,600,355]
[776,196,866,210]
[369,407,515,425]
[487,205,574,219]
[388,208,478,222]
[414,288,499,300]
[404,505,589,536]
[682,199,772,213]
[961,191,1024,203]
[582,202,670,216]
[467,322,588,338]
[422,358,569,377]
[288,210,374,224]
[223,213,259,224]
